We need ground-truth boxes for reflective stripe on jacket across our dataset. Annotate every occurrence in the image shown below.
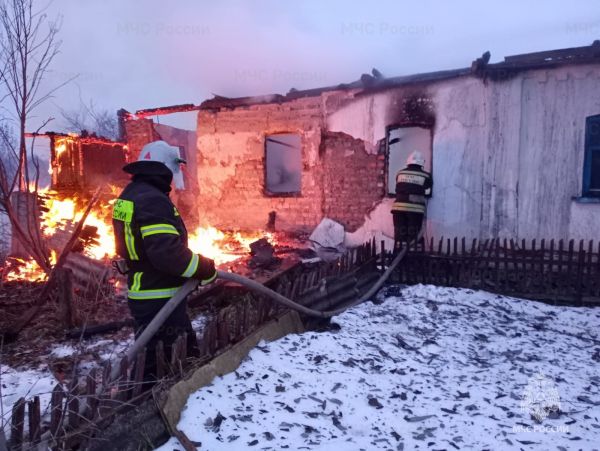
[392,164,433,214]
[112,180,206,300]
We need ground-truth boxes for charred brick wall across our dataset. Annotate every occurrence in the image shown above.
[123,118,159,161]
[196,92,386,233]
[321,132,385,231]
[197,97,325,232]
[123,118,201,226]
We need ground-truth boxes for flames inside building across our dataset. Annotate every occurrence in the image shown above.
[5,131,288,285]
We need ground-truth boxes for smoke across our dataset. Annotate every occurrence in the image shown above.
[29,0,600,132]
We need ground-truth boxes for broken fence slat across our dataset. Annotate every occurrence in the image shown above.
[576,240,585,303]
[171,334,187,376]
[531,239,537,291]
[85,368,98,421]
[132,349,146,398]
[519,238,527,293]
[509,238,516,293]
[169,335,180,376]
[116,355,129,401]
[550,239,556,297]
[67,393,80,432]
[522,238,529,280]
[156,340,166,379]
[540,239,546,294]
[180,332,188,363]
[101,361,111,389]
[28,396,41,444]
[177,333,187,375]
[493,238,500,291]
[67,376,80,431]
[9,397,25,451]
[218,311,231,350]
[50,384,65,439]
[567,239,574,295]
[588,240,596,296]
[557,239,564,295]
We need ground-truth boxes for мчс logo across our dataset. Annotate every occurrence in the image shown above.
[519,372,561,422]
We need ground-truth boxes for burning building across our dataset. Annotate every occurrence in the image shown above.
[183,41,600,242]
[7,42,600,283]
[6,126,282,283]
[3,41,600,451]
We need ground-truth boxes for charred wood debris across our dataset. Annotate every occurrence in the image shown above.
[2,238,380,450]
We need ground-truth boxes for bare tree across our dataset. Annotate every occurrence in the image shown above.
[60,98,119,140]
[0,0,70,273]
[0,121,16,200]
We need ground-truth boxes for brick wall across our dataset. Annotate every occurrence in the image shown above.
[123,118,160,161]
[321,132,385,231]
[123,118,201,227]
[196,94,386,233]
[196,98,324,231]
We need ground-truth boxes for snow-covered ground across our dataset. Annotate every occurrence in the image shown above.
[1,334,132,432]
[1,314,208,433]
[0,365,57,430]
[157,285,600,451]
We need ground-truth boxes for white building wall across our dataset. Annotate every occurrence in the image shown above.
[428,77,489,240]
[330,64,600,241]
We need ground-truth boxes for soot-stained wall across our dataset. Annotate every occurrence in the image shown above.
[197,63,600,242]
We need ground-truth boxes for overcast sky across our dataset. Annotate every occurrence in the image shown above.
[26,0,600,131]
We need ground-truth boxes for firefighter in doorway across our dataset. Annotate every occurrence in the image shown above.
[112,140,217,380]
[391,150,433,252]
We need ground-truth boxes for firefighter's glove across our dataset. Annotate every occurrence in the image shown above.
[112,259,129,275]
[195,255,218,286]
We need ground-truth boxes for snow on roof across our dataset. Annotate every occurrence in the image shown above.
[156,284,600,450]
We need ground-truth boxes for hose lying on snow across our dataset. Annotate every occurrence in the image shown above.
[113,233,419,383]
[218,245,409,318]
[218,228,422,319]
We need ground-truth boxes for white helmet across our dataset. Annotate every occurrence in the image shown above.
[138,141,186,190]
[407,150,425,167]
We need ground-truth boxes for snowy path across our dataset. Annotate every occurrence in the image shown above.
[157,285,600,451]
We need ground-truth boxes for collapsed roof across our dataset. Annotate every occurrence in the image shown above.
[199,40,600,110]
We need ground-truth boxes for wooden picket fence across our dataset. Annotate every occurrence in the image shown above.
[4,239,379,450]
[394,236,600,305]
[7,235,598,448]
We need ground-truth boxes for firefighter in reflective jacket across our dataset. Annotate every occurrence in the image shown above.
[391,150,433,252]
[112,140,217,379]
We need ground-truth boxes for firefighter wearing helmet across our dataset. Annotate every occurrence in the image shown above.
[391,150,433,251]
[112,140,217,381]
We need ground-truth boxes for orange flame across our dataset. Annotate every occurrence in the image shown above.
[188,227,276,265]
[4,190,277,282]
[4,250,57,282]
[39,192,115,260]
[55,142,67,158]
